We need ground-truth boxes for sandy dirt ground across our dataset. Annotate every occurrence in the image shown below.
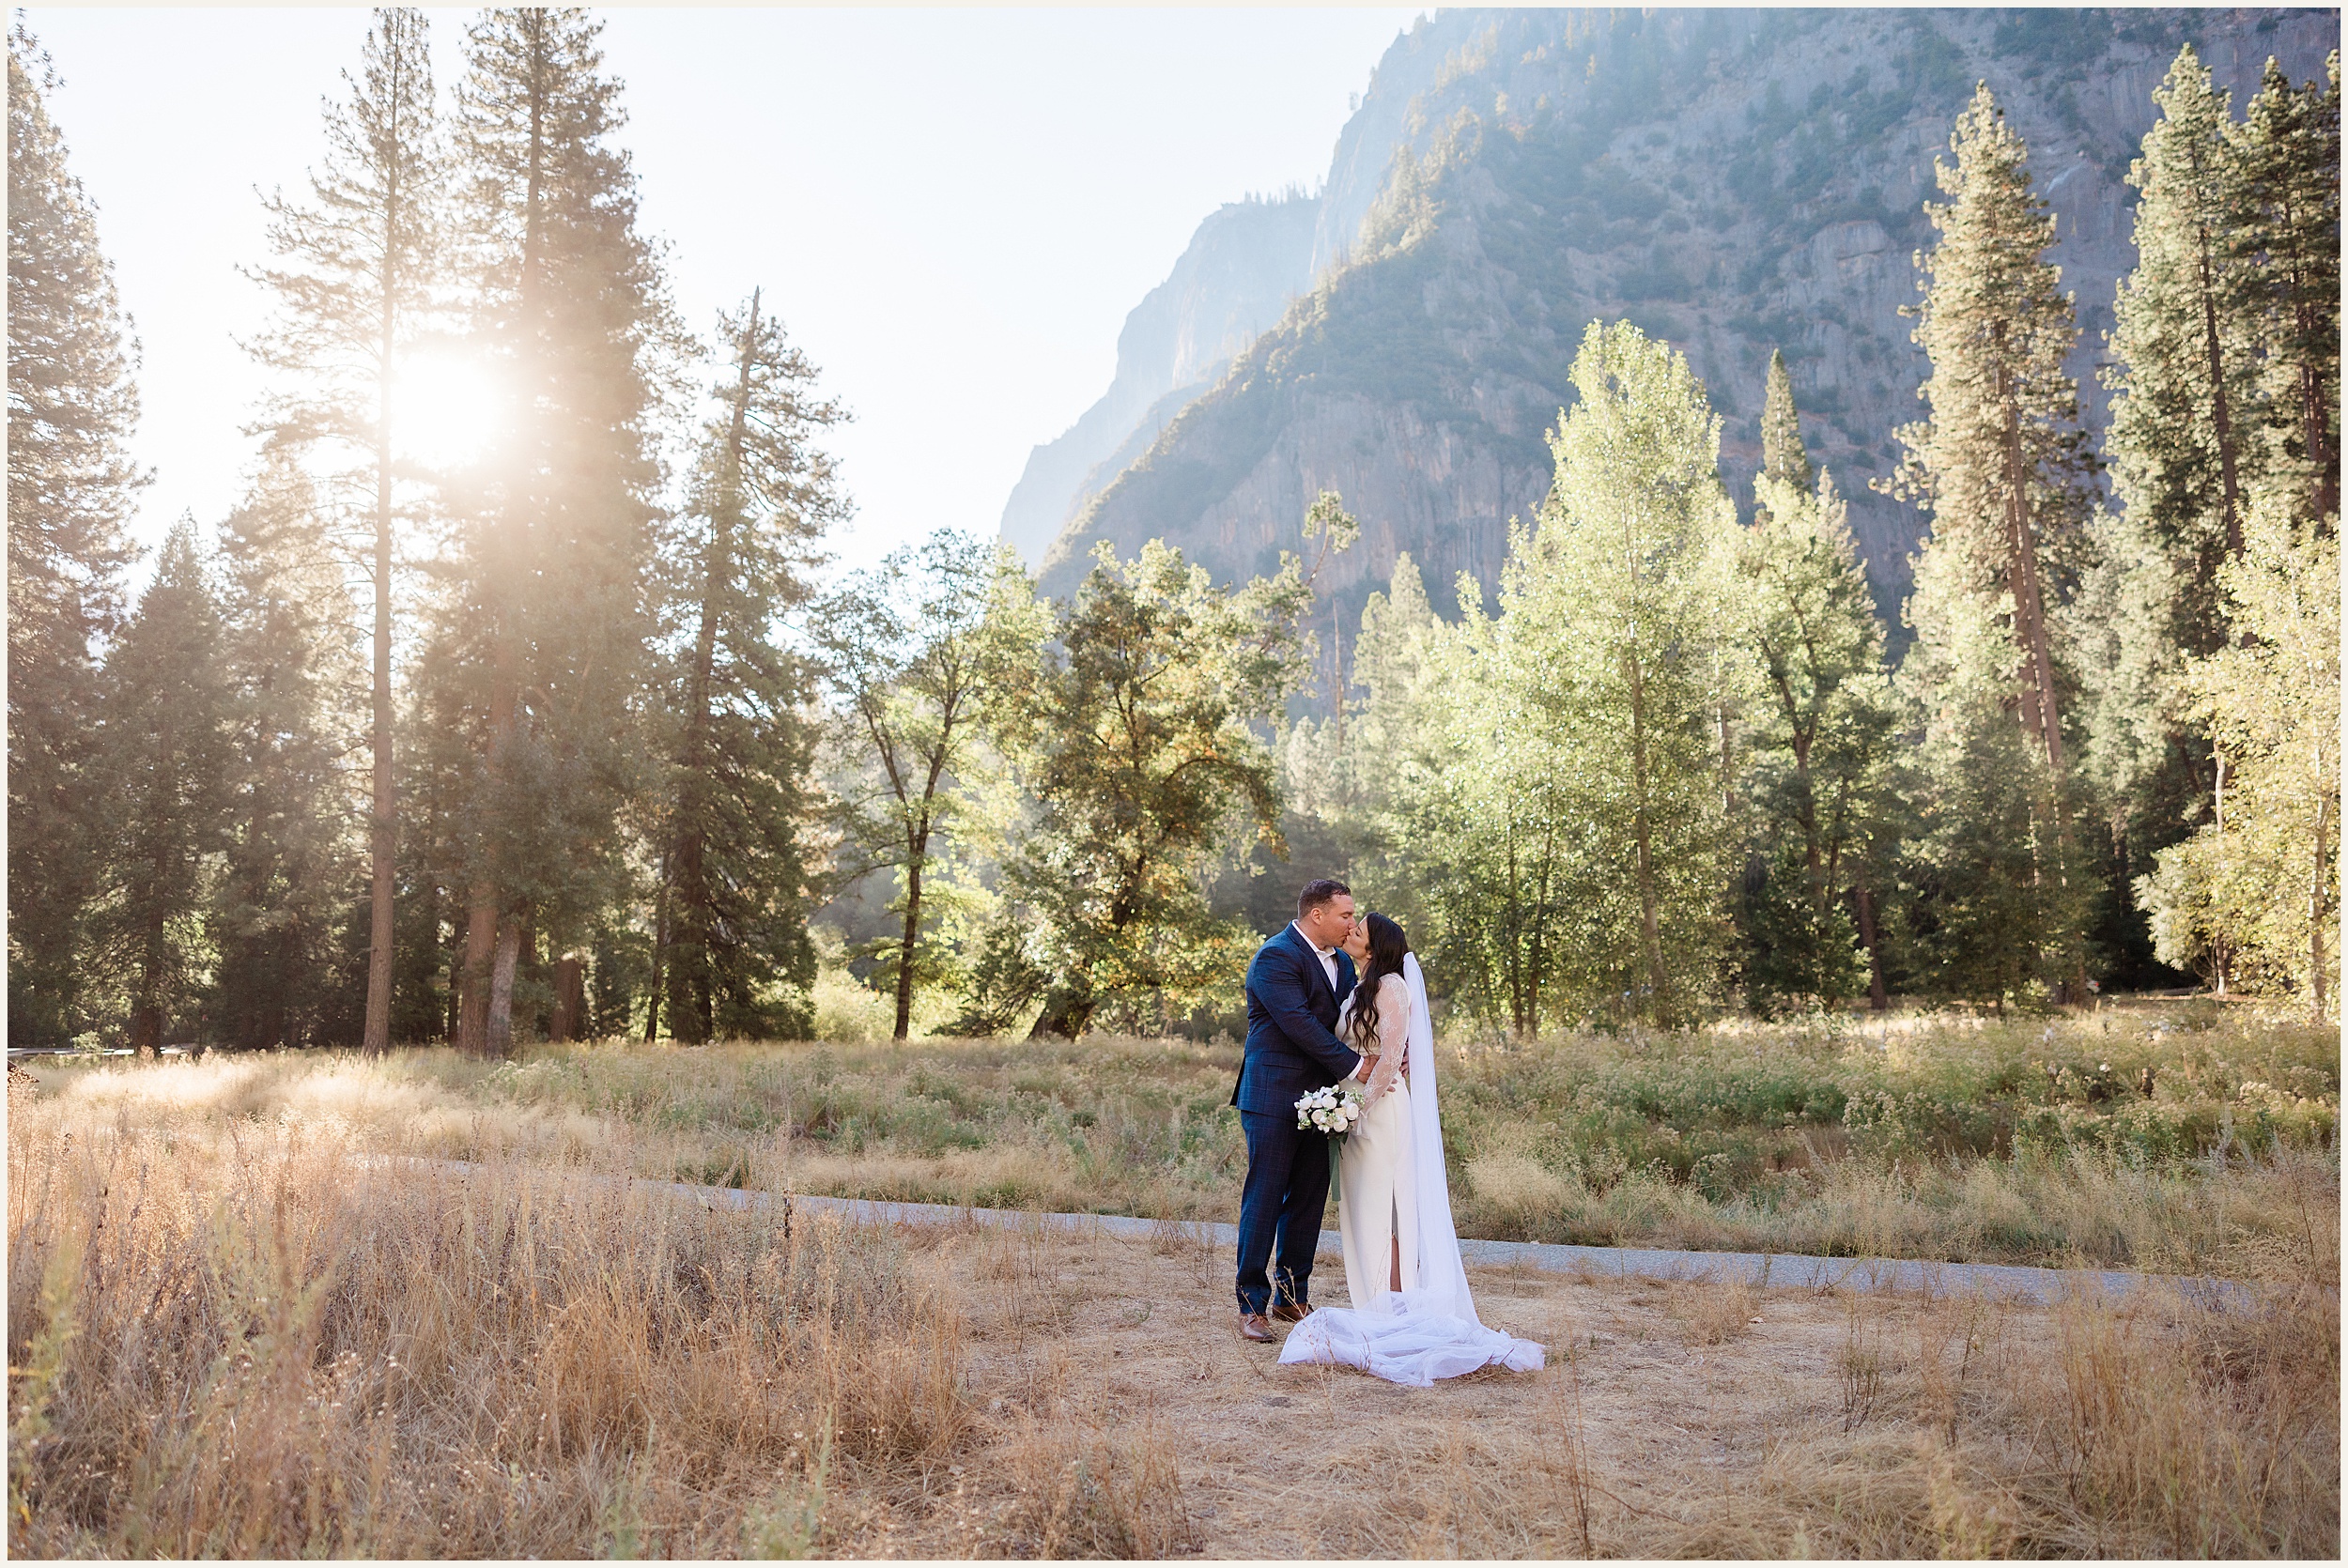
[819,1217,2061,1558]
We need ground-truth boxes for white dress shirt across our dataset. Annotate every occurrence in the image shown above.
[1290,921,1339,993]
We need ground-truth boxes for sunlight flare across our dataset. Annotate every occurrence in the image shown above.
[389,348,504,470]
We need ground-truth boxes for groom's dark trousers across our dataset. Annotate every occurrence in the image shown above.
[1232,924,1361,1315]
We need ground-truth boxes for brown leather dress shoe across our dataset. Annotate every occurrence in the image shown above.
[1238,1312,1274,1343]
[1270,1299,1312,1324]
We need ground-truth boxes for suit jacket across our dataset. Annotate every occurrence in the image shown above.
[1232,923,1362,1115]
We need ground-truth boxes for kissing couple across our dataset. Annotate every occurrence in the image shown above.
[1228,878,1544,1386]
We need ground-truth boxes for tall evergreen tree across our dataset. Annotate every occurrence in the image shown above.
[2089,47,2259,921]
[1757,346,1815,500]
[1888,83,2097,780]
[2232,54,2341,526]
[435,7,673,1054]
[645,291,844,1043]
[211,456,364,1050]
[1886,84,2099,1001]
[1500,320,1742,1025]
[247,7,443,1055]
[2104,46,2255,614]
[93,525,233,1055]
[7,23,146,1046]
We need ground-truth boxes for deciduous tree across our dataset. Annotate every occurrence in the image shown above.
[819,532,1029,1041]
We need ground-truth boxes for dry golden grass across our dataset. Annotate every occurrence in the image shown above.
[22,1002,2338,1281]
[9,1068,2338,1559]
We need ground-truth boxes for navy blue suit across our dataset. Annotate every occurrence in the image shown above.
[1232,923,1362,1314]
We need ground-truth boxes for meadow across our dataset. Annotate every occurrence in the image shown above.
[8,1052,2338,1558]
[11,1001,2340,1556]
[26,999,2337,1279]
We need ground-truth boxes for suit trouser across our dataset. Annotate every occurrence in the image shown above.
[1235,1108,1330,1314]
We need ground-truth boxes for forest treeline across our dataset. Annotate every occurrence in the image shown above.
[8,13,2339,1053]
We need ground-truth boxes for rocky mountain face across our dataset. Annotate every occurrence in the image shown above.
[997,193,1321,563]
[1024,7,2338,625]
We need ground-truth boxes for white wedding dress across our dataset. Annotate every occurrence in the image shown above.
[1278,954,1545,1386]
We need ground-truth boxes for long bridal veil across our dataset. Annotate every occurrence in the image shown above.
[1278,953,1544,1386]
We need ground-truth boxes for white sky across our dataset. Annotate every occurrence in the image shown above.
[23,4,1416,581]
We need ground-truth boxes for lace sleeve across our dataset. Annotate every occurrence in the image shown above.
[1363,976,1412,1105]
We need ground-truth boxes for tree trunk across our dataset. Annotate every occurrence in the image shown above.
[893,855,922,1042]
[487,913,521,1055]
[458,880,498,1053]
[2311,782,2331,1021]
[643,864,669,1042]
[362,85,405,1058]
[1855,880,1889,1012]
[2194,228,2243,558]
[1029,986,1093,1041]
[1625,648,1669,1010]
[1998,369,2064,777]
[549,955,584,1042]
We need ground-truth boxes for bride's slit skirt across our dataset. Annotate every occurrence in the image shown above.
[1339,1080,1419,1311]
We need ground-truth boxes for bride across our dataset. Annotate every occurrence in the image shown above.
[1278,913,1545,1386]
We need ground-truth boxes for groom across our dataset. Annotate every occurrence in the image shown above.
[1230,878,1371,1343]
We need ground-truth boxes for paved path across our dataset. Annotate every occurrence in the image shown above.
[400,1157,2252,1309]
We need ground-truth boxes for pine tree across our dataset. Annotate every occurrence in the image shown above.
[1757,347,1815,500]
[2089,47,2258,917]
[646,291,845,1042]
[1888,83,2097,778]
[1499,319,1742,1025]
[1885,84,2100,1002]
[437,7,673,1054]
[2104,46,2256,623]
[247,7,443,1055]
[93,525,233,1055]
[7,23,146,1046]
[2232,54,2341,526]
[1738,468,1900,1013]
[211,455,365,1050]
[818,532,1024,1042]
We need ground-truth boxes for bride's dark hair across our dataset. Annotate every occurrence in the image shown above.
[1345,913,1412,1052]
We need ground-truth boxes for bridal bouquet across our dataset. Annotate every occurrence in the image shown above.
[1294,1084,1364,1141]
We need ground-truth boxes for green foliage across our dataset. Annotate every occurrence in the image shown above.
[1737,467,1898,1012]
[2231,53,2340,523]
[982,537,1320,1038]
[817,532,1032,1040]
[210,455,365,1050]
[243,7,443,1054]
[1888,84,2102,998]
[1398,322,1740,1031]
[1895,703,2101,1012]
[647,293,844,1044]
[2139,503,2339,1008]
[91,525,233,1053]
[1757,348,1815,498]
[421,7,678,1052]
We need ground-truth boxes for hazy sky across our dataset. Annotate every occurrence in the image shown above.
[23,5,1416,579]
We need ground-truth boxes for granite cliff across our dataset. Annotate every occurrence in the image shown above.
[1018,7,2339,623]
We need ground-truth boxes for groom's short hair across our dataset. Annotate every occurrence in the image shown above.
[1297,879,1352,919]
